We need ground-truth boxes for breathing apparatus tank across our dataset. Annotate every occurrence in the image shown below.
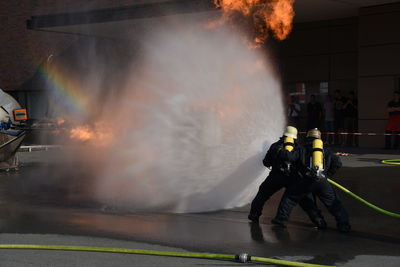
[280,126,297,175]
[306,128,325,180]
[312,138,324,172]
[311,142,325,179]
[283,136,294,152]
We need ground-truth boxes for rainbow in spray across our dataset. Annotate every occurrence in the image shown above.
[39,62,91,119]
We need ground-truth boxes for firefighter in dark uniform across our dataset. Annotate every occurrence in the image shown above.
[248,126,327,229]
[272,128,351,233]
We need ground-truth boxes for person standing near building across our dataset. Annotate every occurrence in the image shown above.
[334,90,346,145]
[307,95,323,130]
[248,126,326,229]
[288,95,301,129]
[271,128,351,233]
[343,91,358,146]
[385,91,400,149]
[323,95,335,145]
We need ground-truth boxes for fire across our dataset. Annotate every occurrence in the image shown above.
[52,129,61,135]
[69,122,113,147]
[57,118,65,125]
[70,125,93,141]
[212,0,295,43]
[214,0,257,16]
[264,0,295,40]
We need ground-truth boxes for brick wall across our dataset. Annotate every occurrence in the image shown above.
[0,0,150,92]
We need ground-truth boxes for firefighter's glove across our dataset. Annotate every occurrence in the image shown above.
[314,173,326,182]
[306,169,319,181]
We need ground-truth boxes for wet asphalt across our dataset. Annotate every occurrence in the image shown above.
[0,149,399,266]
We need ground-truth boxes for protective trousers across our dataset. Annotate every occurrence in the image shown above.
[249,170,323,224]
[274,178,350,227]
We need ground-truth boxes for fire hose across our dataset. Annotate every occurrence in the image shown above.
[381,159,400,165]
[327,178,400,219]
[0,244,333,267]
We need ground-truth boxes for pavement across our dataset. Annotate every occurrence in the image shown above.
[0,147,399,266]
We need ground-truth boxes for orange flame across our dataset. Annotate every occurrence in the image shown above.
[69,122,113,147]
[214,0,257,16]
[264,0,295,41]
[70,125,93,141]
[57,118,65,125]
[213,0,295,43]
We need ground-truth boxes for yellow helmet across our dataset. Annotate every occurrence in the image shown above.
[283,126,298,139]
[306,128,321,139]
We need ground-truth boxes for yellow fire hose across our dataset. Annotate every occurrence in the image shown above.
[327,178,400,219]
[328,158,400,218]
[381,159,400,165]
[0,244,333,267]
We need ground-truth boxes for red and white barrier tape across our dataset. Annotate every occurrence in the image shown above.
[299,132,400,136]
[335,152,351,156]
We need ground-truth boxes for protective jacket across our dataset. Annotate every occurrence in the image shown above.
[263,138,295,176]
[262,138,284,169]
[280,141,342,179]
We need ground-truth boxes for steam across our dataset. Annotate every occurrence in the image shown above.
[49,22,285,213]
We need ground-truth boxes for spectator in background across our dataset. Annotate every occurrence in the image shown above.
[288,95,301,128]
[343,91,358,146]
[385,91,400,149]
[307,94,323,130]
[334,90,346,145]
[323,95,335,145]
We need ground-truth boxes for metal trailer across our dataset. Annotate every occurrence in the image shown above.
[0,130,26,171]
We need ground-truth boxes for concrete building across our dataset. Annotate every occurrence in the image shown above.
[280,1,400,148]
[1,0,400,147]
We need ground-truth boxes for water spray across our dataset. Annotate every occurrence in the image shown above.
[43,22,286,213]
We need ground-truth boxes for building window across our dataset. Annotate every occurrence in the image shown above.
[286,81,329,130]
[286,81,329,103]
